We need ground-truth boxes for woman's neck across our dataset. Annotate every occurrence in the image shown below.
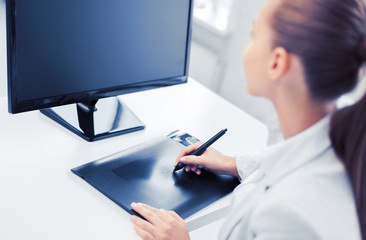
[273,93,334,139]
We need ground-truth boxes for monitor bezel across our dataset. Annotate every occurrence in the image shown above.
[6,0,193,114]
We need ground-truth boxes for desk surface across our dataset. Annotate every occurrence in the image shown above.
[0,79,268,240]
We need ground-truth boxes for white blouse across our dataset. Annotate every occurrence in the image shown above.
[218,116,361,239]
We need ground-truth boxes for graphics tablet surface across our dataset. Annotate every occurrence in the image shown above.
[72,131,240,219]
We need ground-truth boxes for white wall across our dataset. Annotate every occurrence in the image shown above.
[0,0,6,98]
[217,0,275,124]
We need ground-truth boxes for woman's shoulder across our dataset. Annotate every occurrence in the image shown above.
[249,148,361,239]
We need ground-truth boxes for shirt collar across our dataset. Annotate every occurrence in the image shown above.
[259,115,332,187]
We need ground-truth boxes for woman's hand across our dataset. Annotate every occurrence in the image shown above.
[174,142,239,177]
[131,202,190,240]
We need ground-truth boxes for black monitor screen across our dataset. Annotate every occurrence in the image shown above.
[7,0,192,113]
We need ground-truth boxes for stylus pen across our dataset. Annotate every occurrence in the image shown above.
[173,128,228,171]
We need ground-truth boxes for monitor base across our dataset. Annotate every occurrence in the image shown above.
[40,97,145,141]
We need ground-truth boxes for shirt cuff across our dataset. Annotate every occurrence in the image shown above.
[236,154,261,182]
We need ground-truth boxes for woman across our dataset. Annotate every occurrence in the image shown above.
[130,0,366,239]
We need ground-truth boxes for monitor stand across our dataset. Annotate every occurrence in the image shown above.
[40,97,145,141]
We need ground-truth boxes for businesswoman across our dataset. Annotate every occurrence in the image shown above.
[131,0,366,239]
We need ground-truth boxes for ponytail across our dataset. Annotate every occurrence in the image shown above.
[330,88,366,239]
[331,38,366,239]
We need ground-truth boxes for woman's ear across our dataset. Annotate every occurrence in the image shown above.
[268,47,290,81]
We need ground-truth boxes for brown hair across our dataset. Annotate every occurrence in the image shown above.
[270,0,366,238]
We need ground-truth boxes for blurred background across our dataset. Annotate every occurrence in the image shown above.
[0,0,364,125]
[188,0,275,124]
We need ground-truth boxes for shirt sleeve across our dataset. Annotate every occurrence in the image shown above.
[236,154,261,182]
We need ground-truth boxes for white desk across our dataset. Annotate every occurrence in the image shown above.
[0,79,268,240]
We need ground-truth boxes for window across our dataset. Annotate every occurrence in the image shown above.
[194,0,235,35]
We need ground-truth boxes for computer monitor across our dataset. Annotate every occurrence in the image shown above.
[5,0,193,141]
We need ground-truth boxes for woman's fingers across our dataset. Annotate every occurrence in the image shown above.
[180,155,206,167]
[174,142,203,166]
[131,202,163,225]
[130,203,190,240]
[133,224,154,240]
[138,203,166,215]
[184,164,191,172]
[131,215,156,238]
[180,155,207,174]
[194,168,201,175]
[183,164,201,175]
[132,203,174,222]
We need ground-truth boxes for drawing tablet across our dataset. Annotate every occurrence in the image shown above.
[72,131,240,219]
